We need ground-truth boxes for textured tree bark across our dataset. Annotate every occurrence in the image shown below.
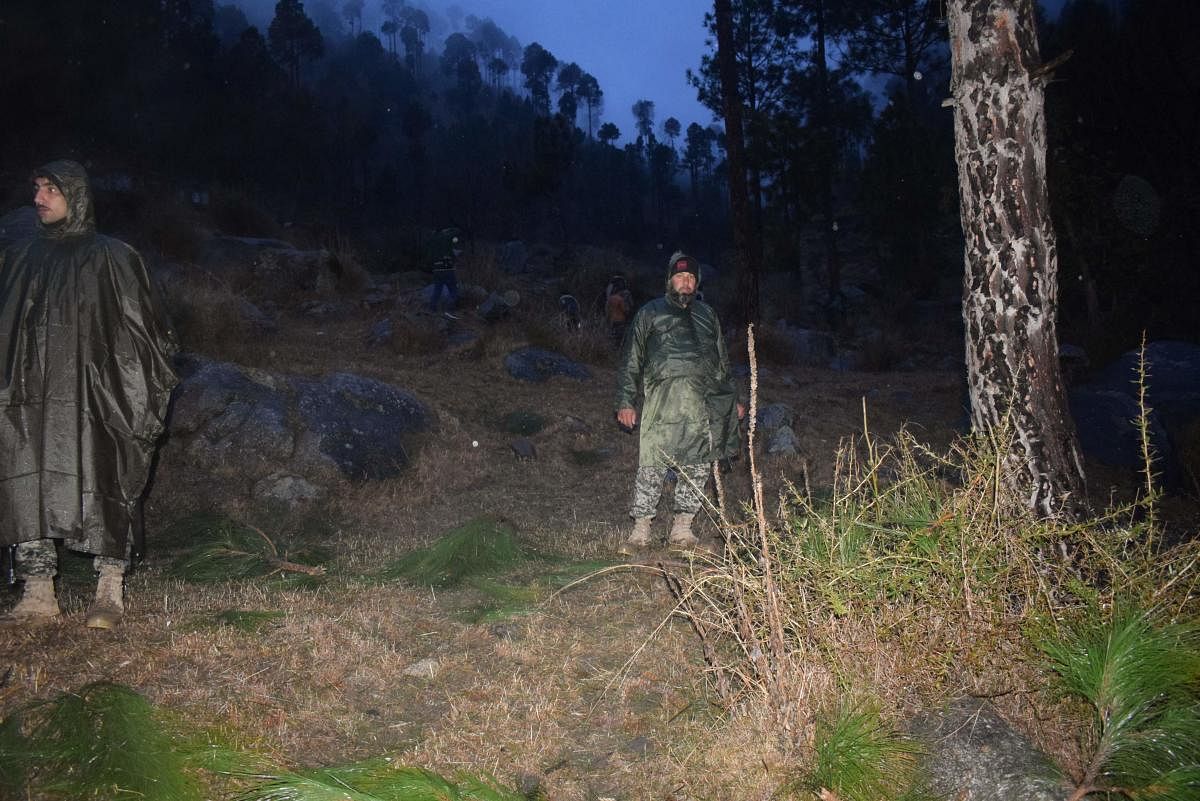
[947,0,1085,516]
[715,0,761,326]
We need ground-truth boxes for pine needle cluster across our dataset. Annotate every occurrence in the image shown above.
[0,684,524,801]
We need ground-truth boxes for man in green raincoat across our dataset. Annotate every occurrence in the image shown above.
[615,251,743,552]
[1,160,178,628]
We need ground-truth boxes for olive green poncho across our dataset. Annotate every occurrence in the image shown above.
[615,257,740,467]
[0,160,178,559]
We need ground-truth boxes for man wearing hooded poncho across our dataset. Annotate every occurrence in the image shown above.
[615,251,744,553]
[0,160,178,628]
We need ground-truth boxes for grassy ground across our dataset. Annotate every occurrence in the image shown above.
[0,264,1109,799]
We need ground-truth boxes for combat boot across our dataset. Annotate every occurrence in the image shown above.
[668,513,699,550]
[4,577,60,622]
[619,517,654,555]
[85,563,125,629]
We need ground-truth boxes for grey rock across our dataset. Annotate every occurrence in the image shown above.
[1069,387,1175,484]
[167,356,430,484]
[254,472,324,506]
[238,298,278,332]
[403,658,439,678]
[292,372,430,480]
[504,347,591,383]
[1095,340,1200,433]
[366,318,394,348]
[511,438,537,460]
[765,425,801,456]
[757,402,794,432]
[909,697,1069,801]
[197,236,341,296]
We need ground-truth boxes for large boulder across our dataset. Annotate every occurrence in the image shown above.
[1069,387,1173,480]
[504,347,591,383]
[167,356,430,483]
[909,697,1069,801]
[291,372,430,480]
[1094,340,1200,433]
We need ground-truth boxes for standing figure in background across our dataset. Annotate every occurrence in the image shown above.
[0,160,179,628]
[428,227,462,317]
[605,273,634,345]
[614,252,744,553]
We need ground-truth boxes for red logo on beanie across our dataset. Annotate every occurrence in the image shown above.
[674,259,690,272]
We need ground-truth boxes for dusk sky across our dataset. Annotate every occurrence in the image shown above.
[235,0,718,143]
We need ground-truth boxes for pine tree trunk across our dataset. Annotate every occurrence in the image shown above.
[948,0,1086,517]
[715,0,760,326]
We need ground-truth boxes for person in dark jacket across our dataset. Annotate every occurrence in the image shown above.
[615,251,743,553]
[0,160,178,628]
[428,227,462,316]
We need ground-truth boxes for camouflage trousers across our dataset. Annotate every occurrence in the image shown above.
[629,463,711,519]
[14,539,127,579]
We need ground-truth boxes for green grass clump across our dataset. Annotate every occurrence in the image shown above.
[167,512,328,583]
[1040,607,1200,800]
[0,684,529,801]
[785,703,931,801]
[0,682,205,801]
[238,759,526,800]
[379,517,529,588]
[214,608,286,632]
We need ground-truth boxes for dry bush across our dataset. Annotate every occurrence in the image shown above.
[387,316,448,356]
[323,233,370,293]
[665,332,1200,772]
[161,275,269,363]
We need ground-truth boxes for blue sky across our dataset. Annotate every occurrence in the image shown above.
[236,0,717,142]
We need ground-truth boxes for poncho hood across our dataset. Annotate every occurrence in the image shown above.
[34,159,96,238]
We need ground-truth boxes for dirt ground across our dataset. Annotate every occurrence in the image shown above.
[0,288,1149,800]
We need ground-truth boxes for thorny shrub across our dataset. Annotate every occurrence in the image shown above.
[667,332,1200,771]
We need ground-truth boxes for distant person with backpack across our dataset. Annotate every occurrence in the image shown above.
[428,227,462,317]
[614,252,744,553]
[605,273,633,344]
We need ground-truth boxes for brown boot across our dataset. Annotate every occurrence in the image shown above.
[85,563,125,629]
[619,517,654,555]
[3,577,60,622]
[668,513,699,550]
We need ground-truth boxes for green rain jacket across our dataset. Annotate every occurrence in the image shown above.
[0,161,179,559]
[615,258,740,467]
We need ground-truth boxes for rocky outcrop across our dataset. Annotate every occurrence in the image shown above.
[909,697,1070,801]
[167,356,430,491]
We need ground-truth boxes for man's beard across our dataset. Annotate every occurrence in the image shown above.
[669,289,695,307]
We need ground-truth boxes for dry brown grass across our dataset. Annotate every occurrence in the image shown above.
[2,280,985,799]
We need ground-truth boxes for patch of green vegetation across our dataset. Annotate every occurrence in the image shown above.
[1039,607,1200,800]
[213,608,285,633]
[167,512,329,584]
[0,683,526,801]
[454,559,616,623]
[783,703,932,801]
[499,410,546,436]
[378,517,529,588]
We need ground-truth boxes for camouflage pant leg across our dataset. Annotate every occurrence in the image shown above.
[630,463,711,518]
[15,539,58,578]
[630,466,669,519]
[92,538,131,573]
[672,463,712,515]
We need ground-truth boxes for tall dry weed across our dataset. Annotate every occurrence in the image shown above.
[666,325,1200,764]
